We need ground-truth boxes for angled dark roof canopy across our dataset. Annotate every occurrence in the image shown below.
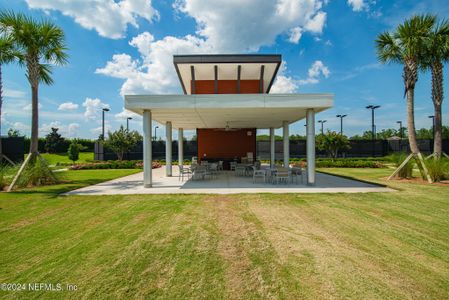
[173,54,282,94]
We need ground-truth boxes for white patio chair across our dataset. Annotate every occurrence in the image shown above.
[253,168,266,183]
[178,165,192,181]
[217,161,224,171]
[235,165,246,176]
[230,161,237,171]
[192,166,207,180]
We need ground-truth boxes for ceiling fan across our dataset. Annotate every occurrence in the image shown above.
[214,121,240,131]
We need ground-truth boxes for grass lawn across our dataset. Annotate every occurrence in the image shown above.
[26,152,94,165]
[1,168,448,299]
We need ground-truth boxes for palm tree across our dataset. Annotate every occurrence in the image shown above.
[421,19,449,159]
[0,35,18,164]
[0,11,68,190]
[376,15,435,182]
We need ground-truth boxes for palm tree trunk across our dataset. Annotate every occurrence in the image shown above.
[29,84,39,156]
[431,61,443,158]
[404,63,420,154]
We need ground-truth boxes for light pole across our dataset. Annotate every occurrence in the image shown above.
[366,105,380,156]
[397,120,403,151]
[102,108,110,140]
[428,115,435,139]
[317,120,327,135]
[396,121,403,139]
[336,114,347,135]
[154,126,159,141]
[126,117,132,131]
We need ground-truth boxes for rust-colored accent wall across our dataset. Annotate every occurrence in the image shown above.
[197,128,256,160]
[192,80,260,94]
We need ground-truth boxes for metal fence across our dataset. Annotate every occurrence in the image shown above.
[1,137,25,163]
[94,139,449,161]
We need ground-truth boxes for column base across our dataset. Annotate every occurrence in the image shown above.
[144,184,152,188]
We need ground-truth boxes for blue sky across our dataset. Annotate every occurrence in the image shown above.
[1,0,448,140]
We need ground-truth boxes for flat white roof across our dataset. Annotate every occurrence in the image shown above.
[125,93,333,129]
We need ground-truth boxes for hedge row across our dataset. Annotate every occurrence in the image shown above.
[69,160,162,170]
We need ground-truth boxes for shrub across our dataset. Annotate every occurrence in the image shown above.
[291,159,384,168]
[316,131,350,160]
[16,157,57,188]
[390,153,414,179]
[69,160,161,170]
[105,126,141,161]
[425,158,449,182]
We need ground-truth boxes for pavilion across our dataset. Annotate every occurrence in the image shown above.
[125,54,334,187]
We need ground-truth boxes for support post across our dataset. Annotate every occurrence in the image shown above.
[283,121,289,167]
[178,128,184,168]
[306,109,316,185]
[166,121,172,177]
[270,127,275,168]
[143,110,152,188]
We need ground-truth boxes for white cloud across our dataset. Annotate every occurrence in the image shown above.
[114,109,140,120]
[288,27,303,44]
[347,0,366,12]
[25,0,159,39]
[11,122,30,133]
[23,103,43,111]
[299,60,330,85]
[82,98,110,120]
[271,76,298,93]
[39,121,81,137]
[96,33,214,95]
[58,102,79,111]
[98,1,328,95]
[174,0,326,51]
[3,88,26,98]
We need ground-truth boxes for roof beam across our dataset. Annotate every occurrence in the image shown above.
[237,65,241,94]
[214,65,218,94]
[259,65,265,93]
[190,65,196,94]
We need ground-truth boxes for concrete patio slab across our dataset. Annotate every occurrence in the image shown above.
[65,167,394,195]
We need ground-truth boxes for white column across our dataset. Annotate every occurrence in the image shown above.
[143,110,152,188]
[270,127,275,168]
[178,128,184,168]
[306,109,315,185]
[283,121,289,167]
[166,121,172,177]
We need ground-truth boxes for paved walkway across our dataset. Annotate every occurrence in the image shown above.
[65,167,394,195]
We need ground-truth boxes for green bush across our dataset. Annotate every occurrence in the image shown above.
[69,160,162,170]
[17,158,57,188]
[390,153,414,179]
[425,158,449,182]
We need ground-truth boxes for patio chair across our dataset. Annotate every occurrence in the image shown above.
[290,167,303,184]
[218,161,224,171]
[273,169,290,185]
[254,161,261,170]
[230,161,237,171]
[253,167,266,183]
[207,163,219,179]
[235,165,246,176]
[192,166,207,180]
[178,165,192,181]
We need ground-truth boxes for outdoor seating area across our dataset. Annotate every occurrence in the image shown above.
[182,160,305,185]
[66,165,393,195]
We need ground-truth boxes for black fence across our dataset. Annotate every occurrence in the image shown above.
[95,141,198,161]
[1,136,25,163]
[94,139,449,161]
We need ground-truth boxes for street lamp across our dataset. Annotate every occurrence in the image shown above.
[396,121,403,139]
[154,126,159,141]
[428,115,435,140]
[126,117,132,131]
[317,120,327,135]
[102,108,110,140]
[336,114,347,135]
[366,105,380,156]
